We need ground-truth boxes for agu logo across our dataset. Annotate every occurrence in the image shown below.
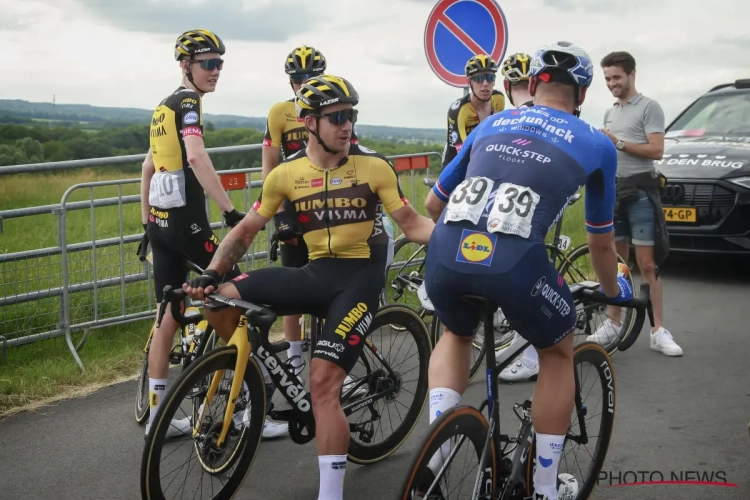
[456,229,497,266]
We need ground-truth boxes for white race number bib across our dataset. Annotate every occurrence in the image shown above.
[444,176,495,225]
[149,170,187,209]
[486,182,540,239]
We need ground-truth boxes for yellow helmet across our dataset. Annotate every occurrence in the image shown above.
[285,45,327,76]
[174,29,225,61]
[465,54,499,77]
[502,53,532,83]
[295,75,359,118]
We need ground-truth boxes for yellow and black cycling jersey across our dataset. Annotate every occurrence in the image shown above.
[442,90,505,168]
[252,143,408,260]
[263,99,359,160]
[148,86,206,212]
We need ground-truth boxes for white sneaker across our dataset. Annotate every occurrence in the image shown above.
[262,418,289,439]
[499,359,538,382]
[650,327,683,356]
[145,416,192,440]
[557,473,579,500]
[342,374,368,398]
[586,319,621,345]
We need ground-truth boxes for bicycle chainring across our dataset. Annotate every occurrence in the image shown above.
[288,414,315,445]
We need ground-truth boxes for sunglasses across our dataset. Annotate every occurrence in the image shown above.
[193,58,224,71]
[315,109,358,126]
[290,73,316,84]
[470,73,496,84]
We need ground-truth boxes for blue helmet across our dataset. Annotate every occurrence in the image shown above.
[530,41,594,88]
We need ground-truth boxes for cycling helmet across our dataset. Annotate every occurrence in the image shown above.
[285,45,327,75]
[465,54,499,77]
[530,41,594,88]
[501,53,532,83]
[295,75,359,118]
[174,29,225,61]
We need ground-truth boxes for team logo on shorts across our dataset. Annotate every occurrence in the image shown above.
[455,229,497,266]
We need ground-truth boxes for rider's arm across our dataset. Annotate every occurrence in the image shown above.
[585,139,620,298]
[425,122,476,222]
[442,105,459,169]
[374,159,434,245]
[207,166,287,274]
[140,148,155,225]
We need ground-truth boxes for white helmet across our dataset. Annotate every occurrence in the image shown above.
[530,41,594,88]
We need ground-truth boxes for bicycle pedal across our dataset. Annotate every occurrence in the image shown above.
[269,408,293,422]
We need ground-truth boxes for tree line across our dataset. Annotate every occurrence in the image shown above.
[0,123,445,172]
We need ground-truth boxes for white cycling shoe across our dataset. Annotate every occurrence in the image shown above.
[534,473,579,500]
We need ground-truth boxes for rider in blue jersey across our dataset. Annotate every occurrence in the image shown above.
[422,41,633,500]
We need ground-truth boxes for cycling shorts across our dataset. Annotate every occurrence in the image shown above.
[146,209,241,303]
[424,230,575,350]
[228,256,386,373]
[280,238,310,268]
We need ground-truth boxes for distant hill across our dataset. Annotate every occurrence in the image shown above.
[0,99,445,144]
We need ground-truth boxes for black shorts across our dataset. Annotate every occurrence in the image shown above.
[279,238,309,268]
[146,209,241,303]
[228,257,385,373]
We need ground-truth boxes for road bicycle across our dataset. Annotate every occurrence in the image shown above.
[400,281,654,500]
[140,283,431,499]
[134,253,218,425]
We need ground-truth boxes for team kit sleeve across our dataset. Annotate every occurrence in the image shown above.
[179,91,203,138]
[441,104,460,168]
[262,103,283,148]
[252,165,287,218]
[372,159,411,214]
[584,139,618,234]
[432,124,479,202]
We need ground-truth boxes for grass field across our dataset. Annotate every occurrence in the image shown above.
[0,163,587,417]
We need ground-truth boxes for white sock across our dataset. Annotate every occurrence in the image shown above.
[427,388,461,475]
[318,455,346,500]
[148,378,168,427]
[287,341,304,373]
[533,432,565,499]
[522,346,539,367]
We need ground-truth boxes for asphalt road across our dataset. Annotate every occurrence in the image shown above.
[1,253,748,500]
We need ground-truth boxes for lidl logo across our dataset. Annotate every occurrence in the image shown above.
[456,229,497,266]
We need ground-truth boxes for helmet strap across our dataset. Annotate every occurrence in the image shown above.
[185,59,208,95]
[311,117,341,155]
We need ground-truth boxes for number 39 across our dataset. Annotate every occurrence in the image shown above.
[495,186,533,217]
[451,178,490,206]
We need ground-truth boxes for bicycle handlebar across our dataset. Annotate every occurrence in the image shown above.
[574,281,654,351]
[156,285,278,332]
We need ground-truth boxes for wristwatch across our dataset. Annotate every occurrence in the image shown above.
[616,140,625,151]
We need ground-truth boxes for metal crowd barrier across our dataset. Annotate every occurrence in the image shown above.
[0,145,441,371]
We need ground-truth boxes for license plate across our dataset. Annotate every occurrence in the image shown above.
[662,206,696,222]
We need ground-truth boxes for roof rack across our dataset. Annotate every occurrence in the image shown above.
[709,79,750,92]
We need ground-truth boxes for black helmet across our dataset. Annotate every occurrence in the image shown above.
[285,45,327,75]
[174,29,225,61]
[465,54,499,77]
[295,75,359,118]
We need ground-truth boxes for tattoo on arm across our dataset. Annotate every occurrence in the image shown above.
[209,230,251,274]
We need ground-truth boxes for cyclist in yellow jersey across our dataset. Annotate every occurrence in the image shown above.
[501,52,534,109]
[261,45,359,396]
[184,75,434,500]
[138,29,245,439]
[441,54,505,169]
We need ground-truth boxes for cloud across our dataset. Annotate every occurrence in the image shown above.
[542,0,652,13]
[70,0,321,42]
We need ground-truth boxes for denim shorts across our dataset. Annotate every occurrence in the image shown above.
[614,189,655,246]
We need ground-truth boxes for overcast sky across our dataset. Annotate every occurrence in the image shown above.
[1,0,747,131]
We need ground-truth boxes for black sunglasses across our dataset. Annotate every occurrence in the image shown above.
[315,109,358,126]
[290,73,316,84]
[193,58,224,71]
[470,73,496,84]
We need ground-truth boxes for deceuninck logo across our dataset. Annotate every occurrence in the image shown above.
[455,229,497,267]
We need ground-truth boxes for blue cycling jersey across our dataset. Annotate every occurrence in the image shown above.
[433,105,617,241]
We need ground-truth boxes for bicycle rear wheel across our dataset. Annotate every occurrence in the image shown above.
[399,405,497,500]
[524,342,616,499]
[140,346,267,500]
[346,304,431,465]
[134,330,153,424]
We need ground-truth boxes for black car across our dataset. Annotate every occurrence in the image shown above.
[656,78,750,254]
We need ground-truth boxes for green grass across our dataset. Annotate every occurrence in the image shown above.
[0,161,589,417]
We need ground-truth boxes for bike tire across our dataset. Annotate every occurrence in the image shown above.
[524,342,616,499]
[140,346,267,500]
[399,405,498,500]
[381,234,427,308]
[134,330,153,425]
[558,244,636,356]
[347,304,431,465]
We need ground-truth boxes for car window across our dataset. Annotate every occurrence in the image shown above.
[668,92,750,137]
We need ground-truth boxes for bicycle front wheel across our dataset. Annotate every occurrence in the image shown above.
[399,405,497,500]
[524,341,616,499]
[141,346,267,500]
[134,331,152,425]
